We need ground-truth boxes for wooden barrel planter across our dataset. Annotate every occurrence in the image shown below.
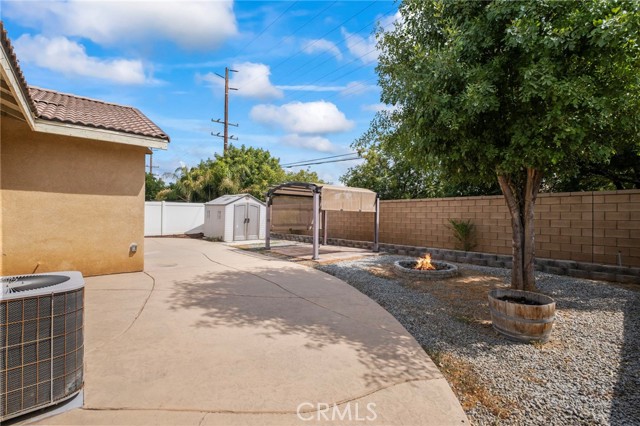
[488,289,556,343]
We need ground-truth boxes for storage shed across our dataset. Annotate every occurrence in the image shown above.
[204,194,266,242]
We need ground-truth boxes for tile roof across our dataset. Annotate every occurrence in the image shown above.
[30,87,169,141]
[1,21,169,142]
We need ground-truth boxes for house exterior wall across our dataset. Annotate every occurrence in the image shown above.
[1,116,147,276]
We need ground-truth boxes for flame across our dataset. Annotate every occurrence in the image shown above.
[415,253,436,270]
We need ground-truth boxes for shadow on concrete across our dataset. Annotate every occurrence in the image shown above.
[168,266,441,389]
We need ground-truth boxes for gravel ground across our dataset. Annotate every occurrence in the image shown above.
[317,255,640,426]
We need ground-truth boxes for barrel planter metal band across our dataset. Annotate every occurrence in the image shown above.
[488,289,556,343]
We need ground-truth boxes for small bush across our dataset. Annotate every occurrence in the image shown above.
[448,219,477,252]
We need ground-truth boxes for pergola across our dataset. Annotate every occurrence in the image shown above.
[265,182,380,260]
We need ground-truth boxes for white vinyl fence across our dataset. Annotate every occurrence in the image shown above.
[145,202,205,236]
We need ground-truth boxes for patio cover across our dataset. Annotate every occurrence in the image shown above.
[265,182,379,260]
[267,183,377,212]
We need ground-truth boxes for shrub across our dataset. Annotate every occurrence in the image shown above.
[448,219,477,252]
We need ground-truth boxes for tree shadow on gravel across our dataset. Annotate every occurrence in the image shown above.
[609,293,640,425]
[317,255,640,424]
[168,267,442,390]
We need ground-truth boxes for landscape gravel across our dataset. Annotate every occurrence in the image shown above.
[317,255,640,426]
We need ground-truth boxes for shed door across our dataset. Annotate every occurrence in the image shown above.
[233,204,247,241]
[247,204,260,240]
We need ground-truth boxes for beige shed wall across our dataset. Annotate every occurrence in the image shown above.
[1,116,147,276]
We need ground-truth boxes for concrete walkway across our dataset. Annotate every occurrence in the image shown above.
[33,238,468,425]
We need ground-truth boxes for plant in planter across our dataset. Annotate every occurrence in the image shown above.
[371,1,639,342]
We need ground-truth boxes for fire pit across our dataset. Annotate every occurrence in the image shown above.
[393,253,459,279]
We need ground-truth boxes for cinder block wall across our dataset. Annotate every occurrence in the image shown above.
[312,190,640,268]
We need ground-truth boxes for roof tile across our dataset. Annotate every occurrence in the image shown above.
[30,87,169,141]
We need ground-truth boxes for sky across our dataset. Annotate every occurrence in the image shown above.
[1,0,400,184]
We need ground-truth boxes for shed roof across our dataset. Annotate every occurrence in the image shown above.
[206,193,266,206]
[0,21,169,147]
[267,182,377,213]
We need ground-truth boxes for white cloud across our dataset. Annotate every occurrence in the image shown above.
[341,11,402,65]
[281,134,336,153]
[250,101,354,134]
[4,0,237,50]
[380,11,403,32]
[200,62,283,100]
[302,39,342,60]
[341,28,378,64]
[363,103,397,113]
[14,34,152,84]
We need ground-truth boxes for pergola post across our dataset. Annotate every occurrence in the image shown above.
[312,191,320,260]
[265,196,271,250]
[373,196,380,252]
[322,210,328,245]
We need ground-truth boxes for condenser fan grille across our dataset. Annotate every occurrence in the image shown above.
[1,287,84,420]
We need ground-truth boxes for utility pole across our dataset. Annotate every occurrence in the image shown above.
[212,67,239,154]
[147,150,159,175]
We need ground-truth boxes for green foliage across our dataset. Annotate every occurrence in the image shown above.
[155,145,325,202]
[373,0,640,289]
[448,219,477,252]
[145,173,166,201]
[341,111,502,199]
[284,168,325,184]
[375,0,640,187]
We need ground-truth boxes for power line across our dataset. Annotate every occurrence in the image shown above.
[284,4,396,83]
[237,1,300,56]
[281,1,338,46]
[281,152,359,167]
[283,156,363,168]
[269,1,378,72]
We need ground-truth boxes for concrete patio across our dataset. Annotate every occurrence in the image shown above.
[27,238,467,425]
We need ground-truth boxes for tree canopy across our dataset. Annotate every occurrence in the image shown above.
[373,0,640,290]
[378,0,639,187]
[341,111,501,199]
[155,145,325,202]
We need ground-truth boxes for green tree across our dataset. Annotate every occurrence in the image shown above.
[376,0,640,290]
[145,173,166,201]
[341,111,500,199]
[284,168,325,184]
[155,145,325,203]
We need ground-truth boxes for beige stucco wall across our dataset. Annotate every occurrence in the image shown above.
[1,115,147,276]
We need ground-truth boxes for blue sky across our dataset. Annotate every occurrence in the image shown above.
[2,0,399,184]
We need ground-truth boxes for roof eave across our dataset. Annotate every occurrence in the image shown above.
[34,118,169,149]
[0,56,37,127]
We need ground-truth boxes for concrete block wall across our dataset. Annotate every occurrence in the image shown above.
[278,189,640,268]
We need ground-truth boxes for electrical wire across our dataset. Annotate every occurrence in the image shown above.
[282,156,363,168]
[281,152,359,166]
[284,3,397,83]
[237,1,300,55]
[269,1,378,72]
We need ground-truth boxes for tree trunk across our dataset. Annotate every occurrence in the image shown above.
[498,169,543,291]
